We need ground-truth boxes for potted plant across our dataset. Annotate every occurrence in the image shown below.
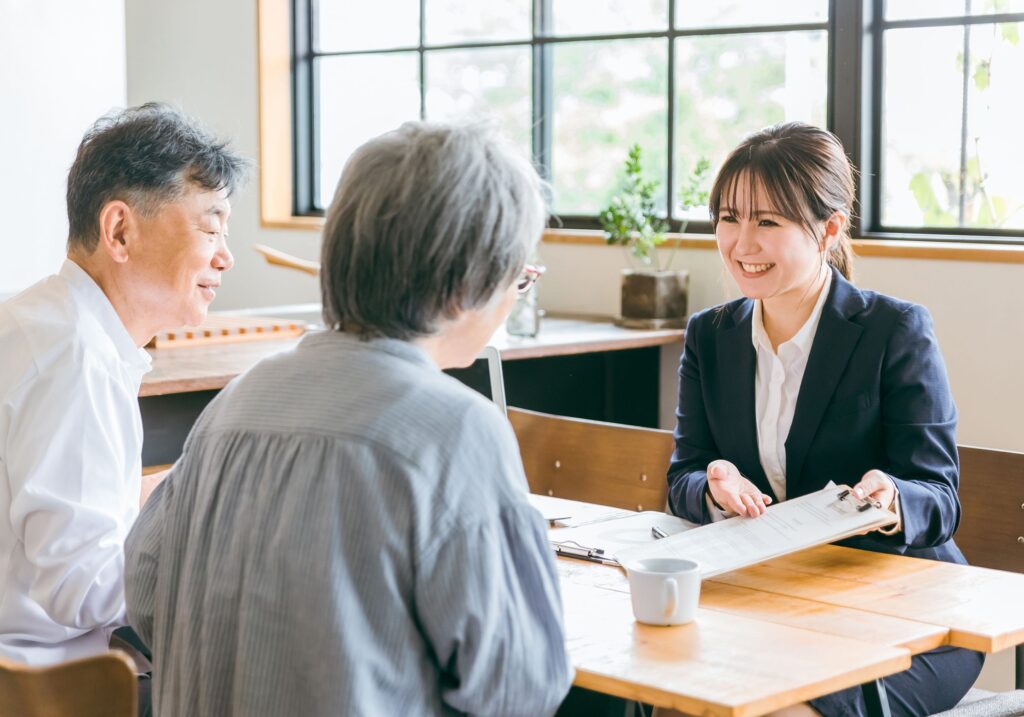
[600,145,709,329]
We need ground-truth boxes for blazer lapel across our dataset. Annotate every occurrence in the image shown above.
[785,271,867,493]
[715,301,772,496]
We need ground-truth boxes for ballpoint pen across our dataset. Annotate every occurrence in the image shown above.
[552,540,620,566]
[837,488,882,511]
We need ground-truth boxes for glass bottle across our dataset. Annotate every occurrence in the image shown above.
[506,284,541,337]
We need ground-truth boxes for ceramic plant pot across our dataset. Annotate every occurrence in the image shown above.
[617,269,689,329]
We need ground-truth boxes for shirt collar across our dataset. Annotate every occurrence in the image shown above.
[298,329,439,371]
[751,268,833,357]
[59,259,153,373]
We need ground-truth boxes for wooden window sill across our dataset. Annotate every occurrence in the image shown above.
[542,229,1024,264]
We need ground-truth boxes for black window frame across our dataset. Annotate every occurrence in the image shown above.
[291,0,1024,244]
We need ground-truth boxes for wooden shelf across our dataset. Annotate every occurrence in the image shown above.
[140,316,684,397]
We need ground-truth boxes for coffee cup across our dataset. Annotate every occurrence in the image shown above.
[624,557,701,626]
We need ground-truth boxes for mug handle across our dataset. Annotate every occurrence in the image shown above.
[663,578,678,619]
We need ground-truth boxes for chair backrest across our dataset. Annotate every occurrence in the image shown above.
[0,651,137,717]
[955,444,1024,574]
[508,407,675,512]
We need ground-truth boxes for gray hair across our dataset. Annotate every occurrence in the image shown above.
[320,121,546,340]
[66,103,249,253]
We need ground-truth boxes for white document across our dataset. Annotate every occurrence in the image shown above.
[550,511,697,557]
[528,493,634,527]
[614,484,898,577]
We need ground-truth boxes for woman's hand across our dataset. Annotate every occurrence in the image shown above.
[851,469,897,511]
[707,460,773,517]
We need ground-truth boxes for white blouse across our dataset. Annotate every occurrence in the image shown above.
[0,260,151,665]
[751,270,833,502]
[704,271,830,518]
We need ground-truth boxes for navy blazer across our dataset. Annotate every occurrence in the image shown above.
[667,269,966,564]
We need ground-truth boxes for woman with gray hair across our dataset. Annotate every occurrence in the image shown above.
[124,122,573,716]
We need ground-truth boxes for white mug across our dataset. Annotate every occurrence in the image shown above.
[625,557,701,626]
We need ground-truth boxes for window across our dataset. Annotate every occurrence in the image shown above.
[872,1,1024,235]
[292,0,1024,242]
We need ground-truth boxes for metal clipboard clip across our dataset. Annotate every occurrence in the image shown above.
[551,540,620,566]
[836,488,882,512]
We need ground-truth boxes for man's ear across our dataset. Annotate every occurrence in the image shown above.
[96,200,134,264]
[820,211,847,253]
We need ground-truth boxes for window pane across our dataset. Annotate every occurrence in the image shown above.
[318,54,420,208]
[882,23,1024,230]
[676,0,827,29]
[674,31,827,220]
[552,39,668,215]
[965,23,1024,229]
[316,0,419,52]
[424,47,532,152]
[885,0,1024,21]
[425,0,530,44]
[551,0,667,36]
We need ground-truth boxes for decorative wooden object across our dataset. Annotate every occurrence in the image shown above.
[146,315,306,349]
[253,243,320,276]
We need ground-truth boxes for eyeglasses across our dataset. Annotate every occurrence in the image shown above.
[516,263,545,294]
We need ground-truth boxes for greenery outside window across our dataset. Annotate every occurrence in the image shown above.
[291,0,1024,244]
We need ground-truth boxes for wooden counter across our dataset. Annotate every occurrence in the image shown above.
[140,316,684,398]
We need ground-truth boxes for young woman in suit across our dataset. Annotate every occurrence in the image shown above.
[667,122,983,717]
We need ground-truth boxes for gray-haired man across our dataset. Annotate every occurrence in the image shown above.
[0,104,247,682]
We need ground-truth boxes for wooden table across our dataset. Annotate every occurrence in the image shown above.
[138,317,685,465]
[551,498,1024,716]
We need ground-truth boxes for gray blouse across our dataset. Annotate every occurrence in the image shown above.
[125,331,573,716]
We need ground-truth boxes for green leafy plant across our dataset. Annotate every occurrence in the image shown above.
[600,145,710,270]
[600,144,668,268]
[677,158,712,221]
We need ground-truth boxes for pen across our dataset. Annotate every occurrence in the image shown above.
[837,488,882,511]
[651,526,668,540]
[553,543,619,566]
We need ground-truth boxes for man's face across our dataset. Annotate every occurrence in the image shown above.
[128,185,233,330]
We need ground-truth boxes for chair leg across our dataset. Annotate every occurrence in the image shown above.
[862,679,893,717]
[1016,644,1024,691]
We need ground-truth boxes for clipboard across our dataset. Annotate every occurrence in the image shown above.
[614,484,898,577]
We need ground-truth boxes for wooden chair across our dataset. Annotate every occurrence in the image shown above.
[0,651,137,717]
[955,445,1024,575]
[508,407,675,512]
[944,444,1024,714]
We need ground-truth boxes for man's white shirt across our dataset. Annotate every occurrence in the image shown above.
[0,259,151,665]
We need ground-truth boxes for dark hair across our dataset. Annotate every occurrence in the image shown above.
[66,103,249,253]
[708,122,856,280]
[320,121,546,340]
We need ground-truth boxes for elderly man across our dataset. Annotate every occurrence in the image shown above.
[125,122,573,716]
[0,103,247,668]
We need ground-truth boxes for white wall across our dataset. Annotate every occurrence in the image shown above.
[0,0,127,297]
[538,242,1024,453]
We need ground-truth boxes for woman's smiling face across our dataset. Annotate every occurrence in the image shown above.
[715,173,827,303]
